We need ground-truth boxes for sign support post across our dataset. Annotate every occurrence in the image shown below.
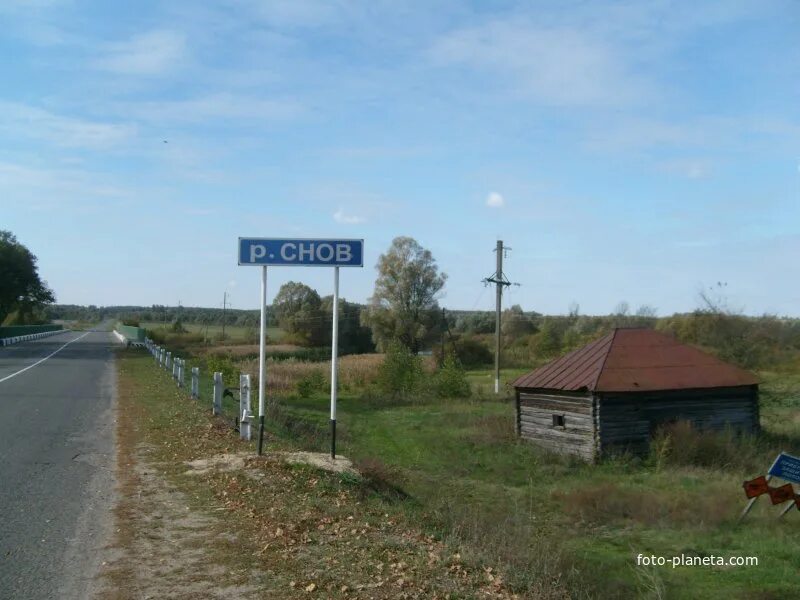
[330,266,340,459]
[238,238,363,458]
[257,265,267,455]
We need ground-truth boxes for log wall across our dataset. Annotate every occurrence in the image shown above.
[597,385,759,455]
[515,385,759,460]
[517,391,596,461]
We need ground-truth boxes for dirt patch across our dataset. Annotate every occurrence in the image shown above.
[98,359,268,599]
[101,449,265,599]
[185,451,357,477]
[281,451,357,474]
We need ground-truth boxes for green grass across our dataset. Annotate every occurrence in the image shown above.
[132,330,800,598]
[267,368,800,599]
[140,321,284,343]
[118,349,533,598]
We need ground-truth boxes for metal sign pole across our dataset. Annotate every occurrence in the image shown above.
[330,266,339,460]
[257,265,267,455]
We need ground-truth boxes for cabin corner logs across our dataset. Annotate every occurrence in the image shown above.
[512,328,760,461]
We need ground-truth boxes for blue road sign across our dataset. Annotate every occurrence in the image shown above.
[768,452,800,484]
[238,238,363,267]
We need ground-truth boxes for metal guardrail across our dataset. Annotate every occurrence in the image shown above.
[113,329,145,348]
[0,329,68,347]
[142,337,252,440]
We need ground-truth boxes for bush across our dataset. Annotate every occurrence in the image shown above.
[206,355,238,386]
[352,456,408,501]
[452,337,493,368]
[377,340,424,397]
[296,369,327,398]
[647,420,765,472]
[121,317,140,327]
[434,351,471,398]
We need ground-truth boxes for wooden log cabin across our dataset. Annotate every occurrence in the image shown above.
[512,328,759,461]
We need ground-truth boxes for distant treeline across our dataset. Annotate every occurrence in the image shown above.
[47,302,800,370]
[46,304,276,327]
[447,304,800,371]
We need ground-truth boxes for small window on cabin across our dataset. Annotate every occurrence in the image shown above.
[552,414,565,428]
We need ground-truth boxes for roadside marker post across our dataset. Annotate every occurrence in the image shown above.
[191,367,200,399]
[238,238,364,457]
[212,372,223,415]
[240,373,252,441]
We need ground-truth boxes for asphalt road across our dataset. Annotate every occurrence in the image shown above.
[0,325,117,600]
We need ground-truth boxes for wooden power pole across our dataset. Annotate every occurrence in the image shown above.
[483,240,516,394]
[222,291,227,341]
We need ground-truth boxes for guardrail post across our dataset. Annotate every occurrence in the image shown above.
[172,357,178,380]
[191,367,199,399]
[177,359,184,387]
[159,348,165,366]
[165,351,172,371]
[239,373,252,440]
[212,372,223,415]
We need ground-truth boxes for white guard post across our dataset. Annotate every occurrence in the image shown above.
[240,373,252,440]
[257,265,267,455]
[330,267,340,459]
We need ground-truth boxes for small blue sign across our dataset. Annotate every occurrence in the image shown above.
[768,452,800,484]
[238,238,363,267]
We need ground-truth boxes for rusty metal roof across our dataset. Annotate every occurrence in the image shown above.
[512,328,758,393]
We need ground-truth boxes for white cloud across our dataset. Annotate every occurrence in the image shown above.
[333,208,366,224]
[430,19,650,108]
[240,0,338,28]
[0,101,135,148]
[0,161,133,207]
[97,30,186,75]
[658,159,713,180]
[123,93,304,123]
[486,191,505,208]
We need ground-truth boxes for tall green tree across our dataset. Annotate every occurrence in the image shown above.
[0,231,55,324]
[273,281,326,345]
[362,236,447,352]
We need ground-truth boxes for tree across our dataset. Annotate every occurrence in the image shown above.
[272,281,326,345]
[362,236,447,352]
[0,231,55,324]
[501,304,535,339]
[530,318,562,358]
[319,296,375,353]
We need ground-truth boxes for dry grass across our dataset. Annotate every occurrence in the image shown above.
[243,354,386,394]
[465,413,518,444]
[551,480,734,528]
[205,344,303,358]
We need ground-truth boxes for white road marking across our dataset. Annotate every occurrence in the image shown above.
[0,331,92,384]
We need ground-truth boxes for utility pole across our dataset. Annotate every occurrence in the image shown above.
[483,240,517,394]
[440,307,446,364]
[222,291,227,341]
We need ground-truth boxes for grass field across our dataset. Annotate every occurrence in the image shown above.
[140,321,284,343]
[134,331,800,598]
[267,368,800,598]
[117,349,526,598]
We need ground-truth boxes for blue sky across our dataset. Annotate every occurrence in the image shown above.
[2,0,799,316]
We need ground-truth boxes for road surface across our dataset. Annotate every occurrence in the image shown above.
[0,326,117,600]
